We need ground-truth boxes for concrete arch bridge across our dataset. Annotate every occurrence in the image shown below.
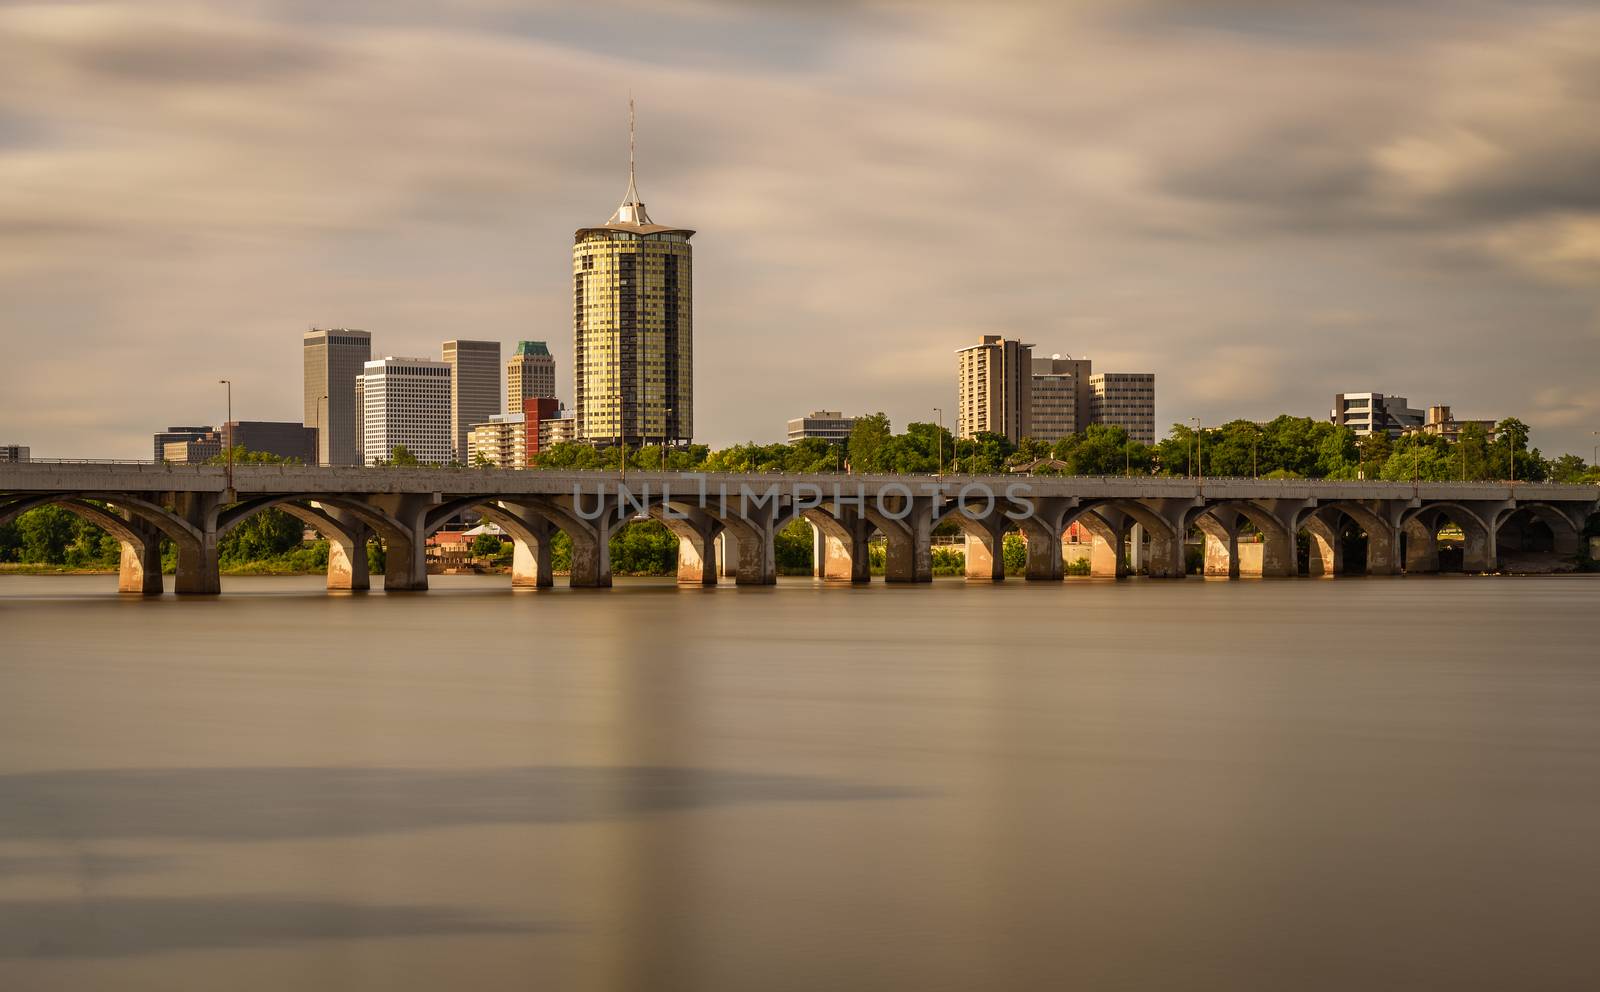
[2,464,1595,595]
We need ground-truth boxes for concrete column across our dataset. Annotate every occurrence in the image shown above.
[811,521,824,578]
[365,494,436,592]
[1203,532,1235,577]
[674,526,716,586]
[1060,535,1091,576]
[1143,525,1186,579]
[818,519,870,583]
[879,498,934,583]
[171,492,220,595]
[1255,528,1298,578]
[1365,519,1398,576]
[1464,523,1496,573]
[1305,517,1340,577]
[730,520,776,585]
[117,532,163,595]
[511,532,553,588]
[1088,535,1123,578]
[1128,523,1147,572]
[1403,519,1439,575]
[327,532,372,591]
[1024,528,1064,581]
[964,529,1005,581]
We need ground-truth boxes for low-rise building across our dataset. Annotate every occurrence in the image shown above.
[1331,392,1424,438]
[163,438,223,463]
[538,408,577,450]
[468,414,529,469]
[1409,405,1499,444]
[152,426,213,462]
[787,410,857,443]
[1089,372,1156,445]
[1030,356,1091,443]
[0,444,30,463]
[221,421,318,463]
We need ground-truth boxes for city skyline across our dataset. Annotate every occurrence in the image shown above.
[3,2,1599,459]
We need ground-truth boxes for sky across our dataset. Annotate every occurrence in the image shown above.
[2,0,1598,458]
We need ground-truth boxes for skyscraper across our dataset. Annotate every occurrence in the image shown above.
[303,328,371,466]
[507,340,557,412]
[442,339,501,464]
[361,357,453,466]
[956,335,1032,443]
[573,104,694,447]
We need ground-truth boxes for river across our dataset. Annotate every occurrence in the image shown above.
[1,574,1597,990]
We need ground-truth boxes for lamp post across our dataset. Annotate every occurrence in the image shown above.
[933,407,944,476]
[1190,416,1202,482]
[219,379,233,493]
[1592,430,1598,473]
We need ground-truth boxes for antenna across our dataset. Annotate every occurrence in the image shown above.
[628,95,636,195]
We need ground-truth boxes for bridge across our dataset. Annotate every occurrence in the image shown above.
[2,463,1595,594]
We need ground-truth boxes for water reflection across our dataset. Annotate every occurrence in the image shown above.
[0,766,916,842]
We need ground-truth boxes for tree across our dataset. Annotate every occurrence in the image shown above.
[471,532,503,558]
[1548,453,1590,484]
[846,413,892,473]
[389,445,420,467]
[219,508,304,564]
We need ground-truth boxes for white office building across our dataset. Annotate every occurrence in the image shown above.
[361,357,453,466]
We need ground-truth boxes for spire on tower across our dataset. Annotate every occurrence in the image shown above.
[609,97,653,227]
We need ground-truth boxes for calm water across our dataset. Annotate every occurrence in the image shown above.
[1,573,1598,990]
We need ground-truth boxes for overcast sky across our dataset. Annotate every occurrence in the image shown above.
[3,0,1598,458]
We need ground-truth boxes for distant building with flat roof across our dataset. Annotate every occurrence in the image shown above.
[1029,356,1092,444]
[1332,392,1424,438]
[1408,405,1498,444]
[222,421,318,463]
[153,426,213,462]
[787,411,856,443]
[957,335,1033,443]
[361,357,453,465]
[1089,372,1156,445]
[163,438,222,464]
[0,444,29,463]
[443,339,502,464]
[303,328,371,466]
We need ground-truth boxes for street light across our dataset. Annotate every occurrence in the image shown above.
[1190,416,1202,482]
[933,407,944,476]
[219,379,233,493]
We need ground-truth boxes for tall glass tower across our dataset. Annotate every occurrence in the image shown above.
[573,105,694,447]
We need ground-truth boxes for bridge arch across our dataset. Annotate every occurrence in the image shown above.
[1296,501,1398,576]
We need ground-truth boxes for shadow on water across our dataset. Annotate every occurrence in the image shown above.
[0,766,920,842]
[0,896,545,958]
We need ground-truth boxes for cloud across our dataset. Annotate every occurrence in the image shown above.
[1,1,1598,457]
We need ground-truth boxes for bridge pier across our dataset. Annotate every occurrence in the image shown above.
[811,511,872,583]
[962,527,1005,581]
[117,531,164,595]
[1403,517,1440,574]
[169,492,221,595]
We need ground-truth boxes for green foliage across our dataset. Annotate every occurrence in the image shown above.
[219,508,303,564]
[366,539,386,574]
[387,445,420,467]
[1,505,121,568]
[609,521,677,575]
[1064,556,1092,576]
[1002,533,1028,575]
[1048,424,1152,476]
[931,546,965,576]
[204,446,297,466]
[774,518,815,575]
[847,412,892,473]
[471,532,504,557]
[1548,453,1591,484]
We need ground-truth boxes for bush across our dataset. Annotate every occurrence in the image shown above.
[1065,556,1091,576]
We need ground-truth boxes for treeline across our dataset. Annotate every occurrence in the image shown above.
[529,412,1598,484]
